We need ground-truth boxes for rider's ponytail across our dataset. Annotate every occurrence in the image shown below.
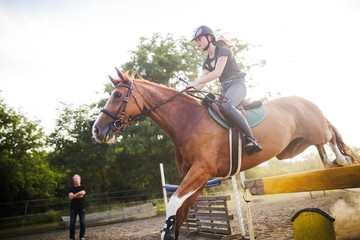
[210,35,233,49]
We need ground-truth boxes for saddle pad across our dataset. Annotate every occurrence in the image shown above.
[246,107,266,127]
[208,107,266,130]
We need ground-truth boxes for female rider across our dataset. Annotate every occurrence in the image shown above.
[187,25,262,156]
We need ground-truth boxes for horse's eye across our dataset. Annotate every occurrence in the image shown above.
[115,92,122,98]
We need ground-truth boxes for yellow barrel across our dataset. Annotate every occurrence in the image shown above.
[291,208,336,240]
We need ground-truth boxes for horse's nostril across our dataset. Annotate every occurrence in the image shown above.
[93,126,99,135]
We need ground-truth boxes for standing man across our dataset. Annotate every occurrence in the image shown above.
[69,174,86,240]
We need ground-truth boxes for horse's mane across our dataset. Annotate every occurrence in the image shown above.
[122,71,200,102]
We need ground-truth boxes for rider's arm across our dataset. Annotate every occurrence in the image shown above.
[187,56,228,90]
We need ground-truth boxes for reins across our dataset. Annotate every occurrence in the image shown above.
[185,89,228,104]
[179,77,228,104]
[100,78,228,131]
[132,88,188,121]
[101,79,188,131]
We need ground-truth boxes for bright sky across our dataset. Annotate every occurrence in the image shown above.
[0,0,359,148]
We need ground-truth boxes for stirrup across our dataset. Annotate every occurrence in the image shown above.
[244,138,262,156]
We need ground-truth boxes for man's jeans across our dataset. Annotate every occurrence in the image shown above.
[69,208,86,239]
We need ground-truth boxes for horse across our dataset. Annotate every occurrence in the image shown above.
[92,69,358,240]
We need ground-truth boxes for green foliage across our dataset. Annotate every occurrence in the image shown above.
[46,101,181,198]
[115,31,265,186]
[46,103,115,196]
[46,32,266,200]
[41,209,59,223]
[0,96,58,202]
[215,30,266,73]
[0,31,268,204]
[116,118,183,189]
[121,33,203,88]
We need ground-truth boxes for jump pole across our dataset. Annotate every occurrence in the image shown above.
[159,163,168,214]
[159,163,254,239]
[228,128,254,240]
[231,175,246,238]
[244,164,360,196]
[240,171,255,240]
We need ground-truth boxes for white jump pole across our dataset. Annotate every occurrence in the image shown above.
[240,171,255,240]
[159,163,168,214]
[231,175,246,237]
[230,128,247,238]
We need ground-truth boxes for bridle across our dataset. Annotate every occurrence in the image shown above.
[100,80,141,131]
[100,79,188,131]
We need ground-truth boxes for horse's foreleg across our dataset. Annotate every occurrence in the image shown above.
[316,144,337,168]
[174,187,203,236]
[161,167,211,240]
[161,190,198,240]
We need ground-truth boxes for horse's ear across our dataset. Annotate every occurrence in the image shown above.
[109,75,120,86]
[115,67,125,81]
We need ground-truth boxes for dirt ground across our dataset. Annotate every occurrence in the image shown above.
[7,189,360,240]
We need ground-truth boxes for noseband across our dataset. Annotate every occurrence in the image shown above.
[100,80,143,131]
[100,79,188,131]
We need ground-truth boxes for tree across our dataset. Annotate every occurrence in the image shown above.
[117,33,207,187]
[0,95,58,202]
[121,32,264,90]
[46,31,266,199]
[121,33,203,88]
[116,32,264,187]
[46,103,116,196]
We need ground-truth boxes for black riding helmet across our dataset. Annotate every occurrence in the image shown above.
[191,25,214,41]
[192,25,215,51]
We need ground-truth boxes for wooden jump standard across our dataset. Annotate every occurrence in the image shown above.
[244,165,360,195]
[182,195,233,236]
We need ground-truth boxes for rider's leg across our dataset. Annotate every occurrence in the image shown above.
[221,102,262,155]
[220,82,262,156]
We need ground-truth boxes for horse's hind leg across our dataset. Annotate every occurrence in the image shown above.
[329,140,354,166]
[316,144,337,168]
[327,121,357,165]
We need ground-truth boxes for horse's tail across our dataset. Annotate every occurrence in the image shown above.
[328,120,360,164]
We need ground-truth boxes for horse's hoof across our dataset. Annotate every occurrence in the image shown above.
[161,215,176,240]
[164,232,174,240]
[163,230,179,240]
[345,156,354,165]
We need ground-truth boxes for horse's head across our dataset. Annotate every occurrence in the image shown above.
[92,69,144,143]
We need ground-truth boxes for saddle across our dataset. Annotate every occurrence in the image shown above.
[211,98,263,125]
[203,94,265,178]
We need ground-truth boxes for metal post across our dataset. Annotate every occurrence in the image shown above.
[21,200,28,232]
[231,175,246,237]
[159,163,168,214]
[240,172,254,240]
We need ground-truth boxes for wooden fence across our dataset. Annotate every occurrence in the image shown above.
[182,195,233,236]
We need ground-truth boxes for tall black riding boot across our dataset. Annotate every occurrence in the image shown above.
[222,106,262,156]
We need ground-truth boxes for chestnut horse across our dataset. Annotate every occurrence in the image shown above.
[92,70,357,240]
